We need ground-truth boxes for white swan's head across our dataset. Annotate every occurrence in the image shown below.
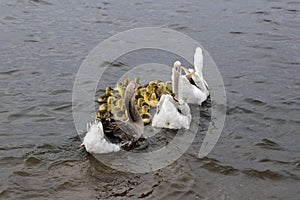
[174,61,181,69]
[173,61,182,77]
[195,47,202,55]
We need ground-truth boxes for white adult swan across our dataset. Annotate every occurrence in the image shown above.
[179,47,209,105]
[152,61,191,129]
[81,81,144,153]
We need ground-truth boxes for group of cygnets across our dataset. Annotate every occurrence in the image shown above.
[81,47,209,154]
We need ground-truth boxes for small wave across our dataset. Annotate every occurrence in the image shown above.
[229,31,246,35]
[258,158,291,165]
[29,0,52,5]
[199,157,239,175]
[24,39,39,43]
[254,138,282,150]
[286,9,298,12]
[227,106,253,115]
[0,69,20,75]
[244,98,267,106]
[261,19,280,25]
[251,11,270,15]
[25,156,42,167]
[242,169,284,180]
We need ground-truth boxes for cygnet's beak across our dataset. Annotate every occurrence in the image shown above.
[80,143,84,147]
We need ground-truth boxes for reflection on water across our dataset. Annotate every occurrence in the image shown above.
[0,0,299,199]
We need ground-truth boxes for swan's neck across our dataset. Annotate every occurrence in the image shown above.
[194,48,203,78]
[172,68,180,100]
[125,95,142,124]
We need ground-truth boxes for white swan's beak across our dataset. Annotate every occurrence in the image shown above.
[181,66,190,75]
[80,143,84,147]
[181,66,195,77]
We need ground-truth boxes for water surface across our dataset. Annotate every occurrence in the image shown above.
[0,0,299,199]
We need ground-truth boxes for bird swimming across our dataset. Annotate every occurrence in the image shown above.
[152,61,191,129]
[140,105,152,125]
[82,81,144,153]
[96,96,114,119]
[178,47,209,105]
[98,87,113,103]
[102,81,144,147]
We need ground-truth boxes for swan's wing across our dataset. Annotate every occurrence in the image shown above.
[175,99,191,117]
[203,79,209,90]
[194,47,203,75]
[103,119,135,142]
[155,94,168,115]
[191,72,209,92]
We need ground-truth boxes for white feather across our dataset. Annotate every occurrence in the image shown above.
[82,121,120,154]
[152,94,191,129]
[178,47,209,105]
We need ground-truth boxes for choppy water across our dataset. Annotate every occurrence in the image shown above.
[1,0,300,199]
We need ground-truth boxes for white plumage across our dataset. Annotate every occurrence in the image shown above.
[179,47,209,105]
[152,61,191,129]
[81,120,120,154]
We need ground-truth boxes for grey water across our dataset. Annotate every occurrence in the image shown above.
[0,0,300,199]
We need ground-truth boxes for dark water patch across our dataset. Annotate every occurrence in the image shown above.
[286,9,298,12]
[52,103,72,112]
[276,61,300,66]
[281,99,300,106]
[261,19,280,25]
[175,10,188,14]
[139,189,153,198]
[242,169,284,180]
[100,60,127,68]
[25,156,42,167]
[254,139,282,150]
[110,61,126,67]
[227,106,253,115]
[6,113,53,123]
[94,20,114,24]
[229,31,245,35]
[0,69,20,75]
[54,181,77,192]
[263,116,287,125]
[251,11,270,15]
[199,157,239,175]
[56,72,74,78]
[13,171,31,177]
[230,74,248,79]
[49,89,72,95]
[258,158,291,165]
[271,6,282,10]
[3,16,16,21]
[201,161,239,175]
[244,98,267,106]
[31,71,42,75]
[40,101,72,108]
[168,24,189,31]
[0,156,24,167]
[24,39,39,43]
[247,44,274,50]
[29,0,52,5]
[294,161,300,169]
[0,144,35,151]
